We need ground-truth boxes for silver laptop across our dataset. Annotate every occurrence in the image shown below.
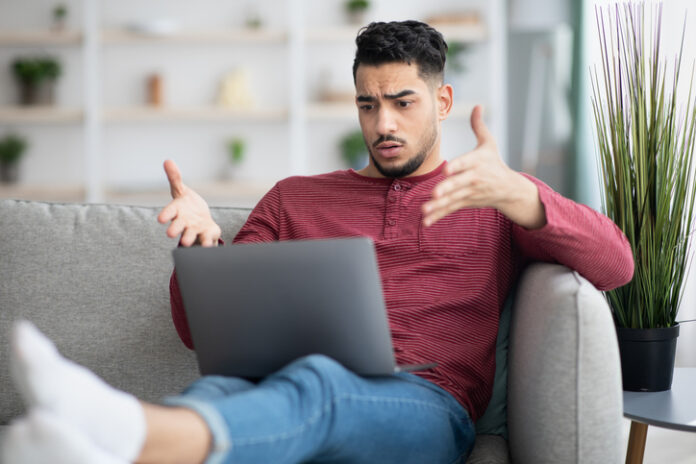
[172,237,436,379]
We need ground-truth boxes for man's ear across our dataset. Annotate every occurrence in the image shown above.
[437,83,453,121]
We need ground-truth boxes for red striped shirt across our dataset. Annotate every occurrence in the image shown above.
[170,161,634,421]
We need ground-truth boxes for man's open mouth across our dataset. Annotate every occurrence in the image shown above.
[375,142,403,158]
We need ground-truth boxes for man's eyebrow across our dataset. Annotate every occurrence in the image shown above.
[356,90,416,102]
[385,90,416,99]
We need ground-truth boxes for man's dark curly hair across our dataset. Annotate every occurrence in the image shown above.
[352,20,448,85]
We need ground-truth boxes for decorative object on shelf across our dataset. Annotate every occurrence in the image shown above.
[52,4,68,31]
[591,1,696,392]
[127,18,179,36]
[339,129,368,170]
[344,0,370,25]
[0,133,28,184]
[225,137,246,180]
[147,73,164,107]
[11,56,62,106]
[218,69,254,109]
[315,69,353,104]
[244,3,263,29]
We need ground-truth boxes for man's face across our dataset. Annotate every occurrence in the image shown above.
[354,62,443,178]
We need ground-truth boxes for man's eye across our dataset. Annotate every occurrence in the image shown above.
[398,101,411,108]
[360,105,374,111]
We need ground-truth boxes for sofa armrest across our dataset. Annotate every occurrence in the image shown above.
[507,263,623,464]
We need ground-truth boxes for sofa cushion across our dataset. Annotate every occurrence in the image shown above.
[507,263,623,464]
[474,289,513,439]
[0,200,251,424]
[466,434,511,464]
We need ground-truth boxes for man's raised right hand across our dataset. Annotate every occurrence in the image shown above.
[157,159,222,247]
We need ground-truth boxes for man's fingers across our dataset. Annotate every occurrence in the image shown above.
[180,228,198,247]
[163,159,185,198]
[432,170,476,198]
[424,186,473,216]
[424,198,470,227]
[200,232,220,247]
[470,105,493,148]
[166,217,187,239]
[444,147,482,177]
[157,202,178,224]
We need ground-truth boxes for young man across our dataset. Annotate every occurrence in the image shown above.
[3,21,633,464]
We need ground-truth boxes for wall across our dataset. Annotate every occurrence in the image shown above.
[0,0,495,197]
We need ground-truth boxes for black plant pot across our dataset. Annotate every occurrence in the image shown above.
[0,161,20,183]
[18,80,56,106]
[616,324,679,392]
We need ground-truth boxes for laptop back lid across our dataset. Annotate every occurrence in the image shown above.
[172,237,397,378]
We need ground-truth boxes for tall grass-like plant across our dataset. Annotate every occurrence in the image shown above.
[591,2,696,329]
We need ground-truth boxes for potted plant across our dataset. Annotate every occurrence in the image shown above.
[344,0,370,25]
[52,4,68,31]
[11,56,62,105]
[0,133,28,184]
[339,129,368,170]
[445,41,470,75]
[591,1,696,391]
[225,137,246,180]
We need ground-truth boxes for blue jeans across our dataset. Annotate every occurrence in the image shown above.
[163,354,475,464]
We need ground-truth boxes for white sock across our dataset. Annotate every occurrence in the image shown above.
[10,320,146,462]
[1,409,127,464]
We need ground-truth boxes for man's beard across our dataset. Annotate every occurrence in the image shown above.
[367,119,438,179]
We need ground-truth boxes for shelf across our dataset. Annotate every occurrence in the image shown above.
[0,180,273,207]
[101,28,287,45]
[0,30,83,46]
[434,23,488,42]
[105,180,274,208]
[0,106,83,124]
[307,101,476,121]
[0,184,85,202]
[104,106,288,123]
[307,102,358,120]
[305,22,487,43]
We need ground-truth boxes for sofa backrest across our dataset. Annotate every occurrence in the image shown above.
[0,199,251,424]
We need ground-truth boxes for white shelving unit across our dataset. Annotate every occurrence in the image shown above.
[0,0,506,204]
[0,30,83,46]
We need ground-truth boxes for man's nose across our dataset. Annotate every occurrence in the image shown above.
[376,107,397,135]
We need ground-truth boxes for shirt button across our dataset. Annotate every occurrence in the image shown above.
[393,184,402,191]
[388,219,396,226]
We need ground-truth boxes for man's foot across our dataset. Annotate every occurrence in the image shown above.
[10,320,146,462]
[1,410,127,464]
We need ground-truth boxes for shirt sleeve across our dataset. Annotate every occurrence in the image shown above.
[168,184,283,349]
[512,173,634,291]
[169,269,194,350]
[233,183,282,243]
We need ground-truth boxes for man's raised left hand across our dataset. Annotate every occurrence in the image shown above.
[422,105,546,230]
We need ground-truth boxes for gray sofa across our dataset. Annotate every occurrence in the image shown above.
[0,199,624,463]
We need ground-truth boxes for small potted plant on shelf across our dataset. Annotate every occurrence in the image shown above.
[445,42,471,75]
[225,137,246,180]
[52,4,68,31]
[344,0,370,25]
[339,129,368,170]
[591,1,696,392]
[0,133,28,184]
[11,56,62,106]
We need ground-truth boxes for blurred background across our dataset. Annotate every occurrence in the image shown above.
[1,0,696,363]
[1,1,695,460]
